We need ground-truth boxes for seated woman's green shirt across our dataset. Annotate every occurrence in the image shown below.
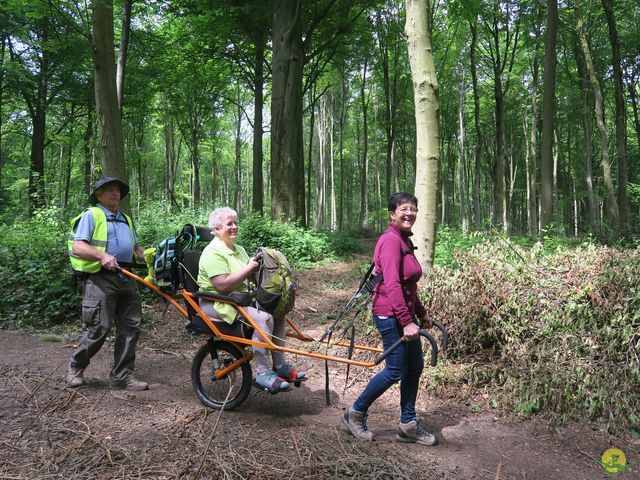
[197,237,251,324]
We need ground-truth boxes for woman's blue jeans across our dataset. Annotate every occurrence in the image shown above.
[353,315,424,423]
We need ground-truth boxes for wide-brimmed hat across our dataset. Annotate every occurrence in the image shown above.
[89,177,130,205]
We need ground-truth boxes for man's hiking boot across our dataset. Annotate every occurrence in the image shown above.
[341,406,374,441]
[109,375,149,391]
[255,371,290,393]
[396,419,438,446]
[65,367,86,388]
[273,363,307,382]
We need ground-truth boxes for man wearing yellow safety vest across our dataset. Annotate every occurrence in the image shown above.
[65,177,148,391]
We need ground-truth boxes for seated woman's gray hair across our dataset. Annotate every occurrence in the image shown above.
[208,207,238,234]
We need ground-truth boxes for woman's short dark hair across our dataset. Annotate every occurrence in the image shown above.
[388,192,418,212]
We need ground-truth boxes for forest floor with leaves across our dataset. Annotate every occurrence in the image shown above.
[1,253,638,479]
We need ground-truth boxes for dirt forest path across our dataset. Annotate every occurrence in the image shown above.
[1,257,638,479]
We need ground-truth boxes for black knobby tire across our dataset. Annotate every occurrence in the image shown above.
[191,340,252,410]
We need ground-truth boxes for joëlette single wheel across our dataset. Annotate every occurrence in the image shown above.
[191,339,252,410]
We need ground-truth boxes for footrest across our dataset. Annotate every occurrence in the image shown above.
[293,377,308,388]
[253,381,293,395]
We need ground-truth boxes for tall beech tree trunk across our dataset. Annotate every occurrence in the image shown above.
[493,67,506,231]
[469,20,482,228]
[526,13,541,237]
[573,34,599,234]
[358,59,370,229]
[329,97,336,232]
[92,0,130,212]
[374,10,399,203]
[271,0,305,223]
[577,8,619,231]
[406,0,439,271]
[601,0,629,235]
[539,0,557,236]
[316,94,327,229]
[338,66,346,231]
[306,87,315,227]
[457,67,468,234]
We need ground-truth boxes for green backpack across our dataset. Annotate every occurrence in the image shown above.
[254,248,296,319]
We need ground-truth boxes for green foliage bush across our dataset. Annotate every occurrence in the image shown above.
[134,200,211,247]
[238,213,333,268]
[423,237,640,434]
[0,207,81,327]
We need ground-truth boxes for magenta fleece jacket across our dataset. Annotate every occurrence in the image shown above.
[371,223,427,327]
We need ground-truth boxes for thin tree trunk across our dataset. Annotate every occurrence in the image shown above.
[63,142,73,208]
[29,106,47,214]
[629,80,640,151]
[252,37,265,214]
[469,20,482,228]
[210,130,216,205]
[316,95,326,229]
[489,18,506,231]
[601,0,629,235]
[234,92,242,211]
[577,8,619,231]
[330,95,336,231]
[359,59,370,229]
[116,0,132,111]
[164,116,178,207]
[573,32,599,234]
[83,97,94,197]
[457,66,468,233]
[338,66,346,231]
[526,13,541,237]
[406,0,439,270]
[307,87,315,227]
[190,125,200,206]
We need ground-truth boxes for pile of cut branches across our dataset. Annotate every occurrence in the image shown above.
[422,240,640,434]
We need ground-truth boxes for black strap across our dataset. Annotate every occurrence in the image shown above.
[106,216,129,224]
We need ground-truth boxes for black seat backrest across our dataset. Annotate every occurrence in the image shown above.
[181,250,202,294]
[181,224,214,244]
[180,249,202,318]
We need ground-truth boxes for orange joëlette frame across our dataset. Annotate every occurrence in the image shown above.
[118,268,385,372]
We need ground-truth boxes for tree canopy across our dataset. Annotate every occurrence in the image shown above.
[1,0,639,239]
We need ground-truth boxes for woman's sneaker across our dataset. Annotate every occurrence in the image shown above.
[396,419,438,446]
[273,363,307,382]
[255,371,291,393]
[341,406,375,441]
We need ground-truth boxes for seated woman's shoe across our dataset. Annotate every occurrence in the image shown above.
[273,363,307,382]
[255,371,291,394]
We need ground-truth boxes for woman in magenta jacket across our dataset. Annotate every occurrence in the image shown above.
[341,192,438,446]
